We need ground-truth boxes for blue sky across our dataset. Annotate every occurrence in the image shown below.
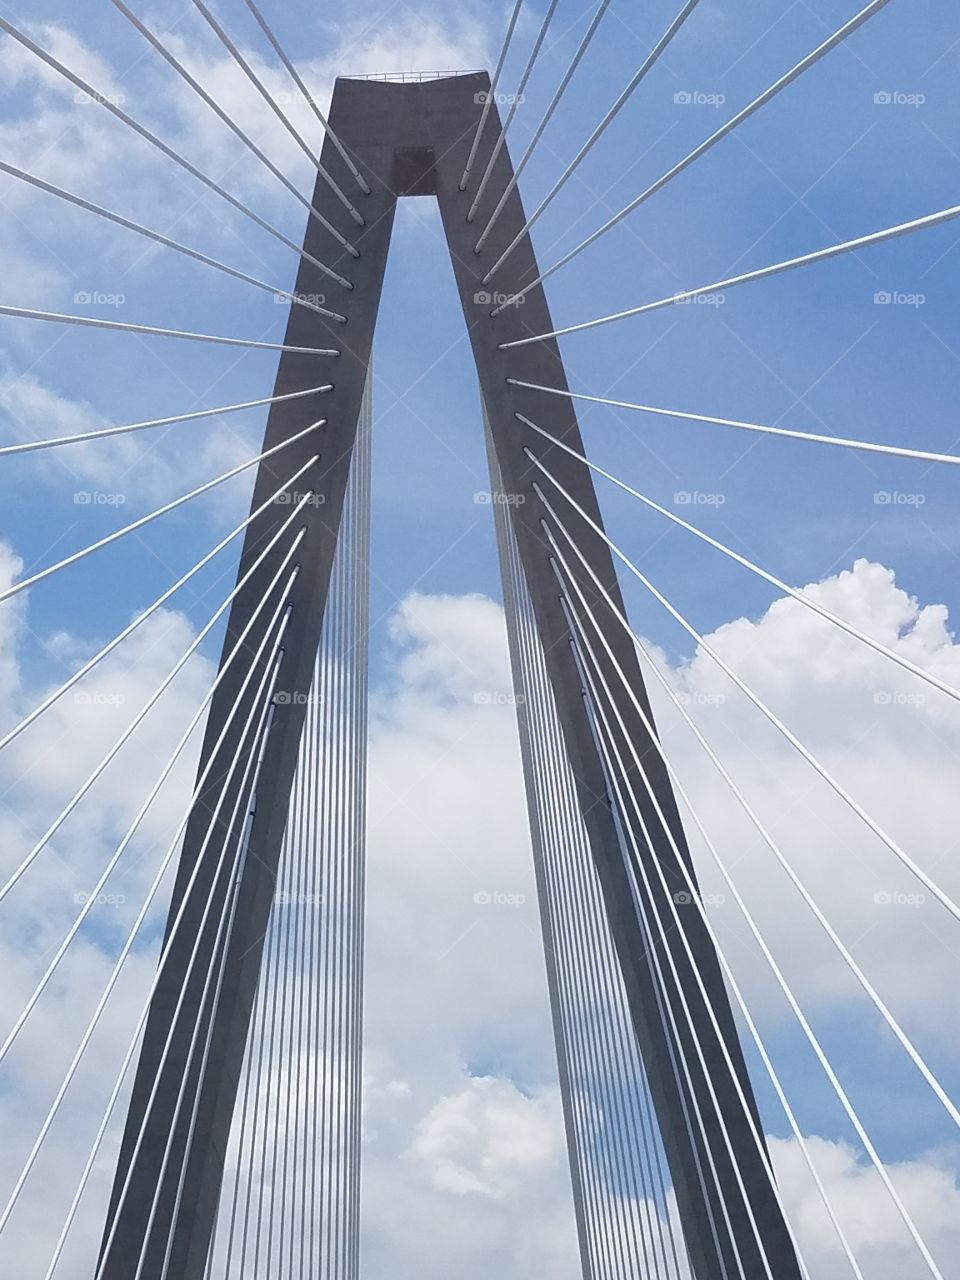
[1,1,960,1276]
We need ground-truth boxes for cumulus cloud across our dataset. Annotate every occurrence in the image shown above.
[1,539,958,1276]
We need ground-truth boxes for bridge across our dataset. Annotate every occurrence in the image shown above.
[0,2,957,1278]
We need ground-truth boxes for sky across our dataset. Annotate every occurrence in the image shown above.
[1,0,960,1276]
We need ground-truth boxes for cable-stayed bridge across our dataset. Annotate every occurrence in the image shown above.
[0,2,958,1278]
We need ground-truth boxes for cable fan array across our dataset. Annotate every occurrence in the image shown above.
[0,1,956,1279]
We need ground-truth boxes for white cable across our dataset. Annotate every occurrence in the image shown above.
[0,421,322,612]
[240,0,371,194]
[95,583,298,1280]
[542,487,960,1135]
[547,546,860,1278]
[0,386,331,458]
[0,522,306,1230]
[0,17,347,279]
[0,160,350,311]
[527,456,960,927]
[553,545,866,1280]
[466,0,562,223]
[536,473,960,1131]
[481,0,704,281]
[0,305,340,353]
[499,201,960,334]
[540,514,942,1278]
[0,454,316,754]
[520,417,960,705]
[109,0,361,257]
[0,504,310,1060]
[507,380,960,466]
[554,565,802,1280]
[42,597,292,1280]
[0,442,320,903]
[492,0,895,307]
[474,0,611,252]
[459,0,525,191]
[189,0,365,226]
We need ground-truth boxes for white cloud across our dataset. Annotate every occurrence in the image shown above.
[410,1075,563,1198]
[772,1134,960,1279]
[0,538,958,1273]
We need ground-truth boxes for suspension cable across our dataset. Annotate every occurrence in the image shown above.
[498,202,960,334]
[189,0,365,227]
[459,0,525,191]
[0,305,340,353]
[563,589,806,1280]
[520,417,960,704]
[0,421,322,612]
[0,386,331,458]
[542,515,945,1279]
[240,0,371,194]
[48,589,292,1280]
[95,584,297,1280]
[0,524,307,1230]
[507,380,960,466]
[474,0,611,252]
[466,0,562,223]
[0,16,351,278]
[0,472,316,905]
[539,501,960,1140]
[481,0,703,278]
[0,160,349,314]
[528,458,960,927]
[549,549,861,1279]
[0,454,316,755]
[492,0,895,306]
